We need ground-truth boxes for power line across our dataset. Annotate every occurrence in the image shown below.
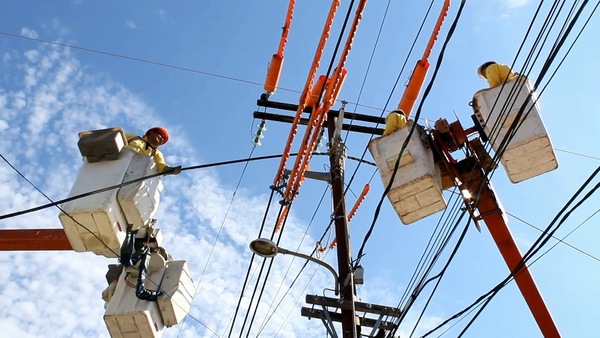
[556,148,600,161]
[0,31,264,87]
[0,154,221,336]
[343,0,438,192]
[529,206,600,265]
[421,164,600,337]
[177,145,260,338]
[423,3,599,335]
[508,211,600,263]
[0,30,391,115]
[393,1,598,334]
[256,186,330,335]
[354,0,466,269]
[0,152,120,257]
[0,152,375,222]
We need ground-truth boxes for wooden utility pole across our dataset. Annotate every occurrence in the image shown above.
[327,107,358,338]
[258,99,403,337]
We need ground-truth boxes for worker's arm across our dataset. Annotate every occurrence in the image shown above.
[383,112,407,136]
[153,150,168,173]
[486,64,516,87]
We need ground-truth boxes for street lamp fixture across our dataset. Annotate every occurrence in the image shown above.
[249,238,339,295]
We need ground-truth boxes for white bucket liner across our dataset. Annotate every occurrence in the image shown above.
[472,75,558,183]
[103,260,195,336]
[118,152,164,231]
[368,122,446,224]
[157,260,196,327]
[59,147,163,258]
[104,268,167,338]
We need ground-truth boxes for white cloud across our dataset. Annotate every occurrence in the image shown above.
[0,21,449,338]
[20,27,38,39]
[23,50,39,63]
[126,19,137,29]
[2,52,11,63]
[504,0,530,8]
[0,28,330,338]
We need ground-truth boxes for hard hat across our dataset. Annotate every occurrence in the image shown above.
[390,109,406,116]
[477,61,496,78]
[145,127,169,145]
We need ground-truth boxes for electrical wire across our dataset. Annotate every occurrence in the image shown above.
[234,0,373,335]
[474,0,558,171]
[273,219,339,337]
[176,145,259,338]
[0,152,120,257]
[342,0,435,144]
[4,1,594,336]
[370,1,598,336]
[528,206,600,266]
[245,0,361,330]
[556,148,600,161]
[243,202,304,337]
[354,0,466,269]
[224,188,282,337]
[454,178,600,338]
[255,186,330,334]
[0,30,392,115]
[0,154,222,336]
[0,152,377,222]
[394,192,464,322]
[384,198,467,337]
[410,3,597,335]
[482,0,593,185]
[0,31,264,89]
[434,2,589,337]
[508,211,600,263]
[420,164,600,337]
[407,215,471,338]
[343,0,438,193]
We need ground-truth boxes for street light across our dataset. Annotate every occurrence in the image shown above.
[249,238,339,295]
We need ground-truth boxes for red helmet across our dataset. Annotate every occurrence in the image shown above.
[145,127,169,145]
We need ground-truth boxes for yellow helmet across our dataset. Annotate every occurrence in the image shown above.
[477,61,496,78]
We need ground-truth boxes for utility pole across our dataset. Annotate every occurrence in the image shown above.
[327,104,357,338]
[258,99,403,337]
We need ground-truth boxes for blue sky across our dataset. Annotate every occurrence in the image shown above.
[0,1,599,337]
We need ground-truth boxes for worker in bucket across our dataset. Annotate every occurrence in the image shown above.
[477,61,517,87]
[125,127,182,175]
[383,109,407,136]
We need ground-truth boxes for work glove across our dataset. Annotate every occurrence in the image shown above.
[163,165,182,175]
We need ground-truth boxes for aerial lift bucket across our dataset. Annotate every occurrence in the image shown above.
[59,128,163,257]
[472,75,558,183]
[368,122,446,224]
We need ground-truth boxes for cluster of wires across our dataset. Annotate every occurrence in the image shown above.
[376,1,600,337]
[0,150,330,337]
[231,0,468,336]
[224,1,372,336]
[258,0,600,337]
[0,151,227,333]
[2,1,598,337]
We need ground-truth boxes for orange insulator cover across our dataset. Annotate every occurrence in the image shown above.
[264,54,284,93]
[307,75,327,107]
[328,68,348,105]
[398,59,429,118]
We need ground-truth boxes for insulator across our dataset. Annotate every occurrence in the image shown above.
[313,127,326,152]
[252,120,267,146]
